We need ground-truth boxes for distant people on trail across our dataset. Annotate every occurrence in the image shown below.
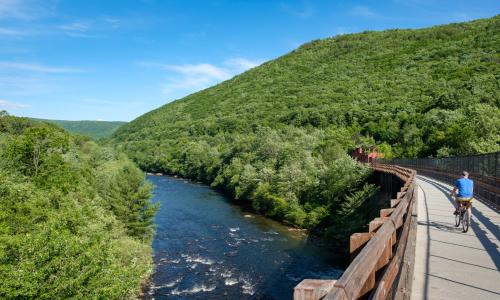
[451,171,474,217]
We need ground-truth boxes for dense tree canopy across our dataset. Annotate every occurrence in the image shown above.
[0,116,157,299]
[110,16,499,243]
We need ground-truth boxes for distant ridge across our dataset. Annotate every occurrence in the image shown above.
[109,16,499,233]
[113,15,499,159]
[33,118,126,139]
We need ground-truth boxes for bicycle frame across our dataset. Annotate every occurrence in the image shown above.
[456,200,472,232]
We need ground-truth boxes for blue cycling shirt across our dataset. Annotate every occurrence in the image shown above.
[455,178,474,198]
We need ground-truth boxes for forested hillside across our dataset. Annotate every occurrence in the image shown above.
[110,17,500,239]
[32,118,126,140]
[0,113,157,299]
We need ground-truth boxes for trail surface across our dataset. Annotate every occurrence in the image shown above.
[412,176,500,300]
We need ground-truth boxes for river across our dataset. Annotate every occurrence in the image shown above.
[142,175,343,299]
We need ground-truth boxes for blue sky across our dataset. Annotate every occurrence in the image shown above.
[0,0,498,121]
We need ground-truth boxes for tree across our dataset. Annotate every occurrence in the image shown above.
[0,116,157,298]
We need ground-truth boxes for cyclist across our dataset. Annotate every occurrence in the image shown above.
[451,171,474,218]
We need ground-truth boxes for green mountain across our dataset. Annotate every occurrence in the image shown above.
[33,118,126,140]
[0,115,157,298]
[110,17,500,236]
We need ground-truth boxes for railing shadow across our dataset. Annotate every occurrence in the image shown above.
[417,220,463,233]
[417,175,500,271]
[430,239,486,251]
[419,184,431,299]
[430,254,498,271]
[426,273,500,297]
[418,176,500,240]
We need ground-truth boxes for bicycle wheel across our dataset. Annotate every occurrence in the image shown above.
[455,210,461,227]
[462,210,470,233]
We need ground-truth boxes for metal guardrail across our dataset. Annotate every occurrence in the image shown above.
[294,164,418,300]
[380,151,500,209]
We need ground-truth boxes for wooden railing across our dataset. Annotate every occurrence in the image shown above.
[294,164,417,300]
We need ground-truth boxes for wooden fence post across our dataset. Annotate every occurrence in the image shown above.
[294,279,337,300]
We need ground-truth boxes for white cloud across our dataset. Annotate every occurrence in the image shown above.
[0,2,112,38]
[0,99,31,109]
[0,75,53,96]
[166,63,230,81]
[0,0,53,20]
[0,61,82,97]
[161,76,216,95]
[0,27,28,36]
[138,58,263,97]
[158,63,230,95]
[103,17,120,29]
[0,46,28,53]
[0,61,83,73]
[350,5,376,17]
[55,17,125,37]
[0,0,29,19]
[56,21,96,37]
[224,58,262,72]
[58,22,91,32]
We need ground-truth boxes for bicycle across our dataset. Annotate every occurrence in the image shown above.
[455,199,472,233]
